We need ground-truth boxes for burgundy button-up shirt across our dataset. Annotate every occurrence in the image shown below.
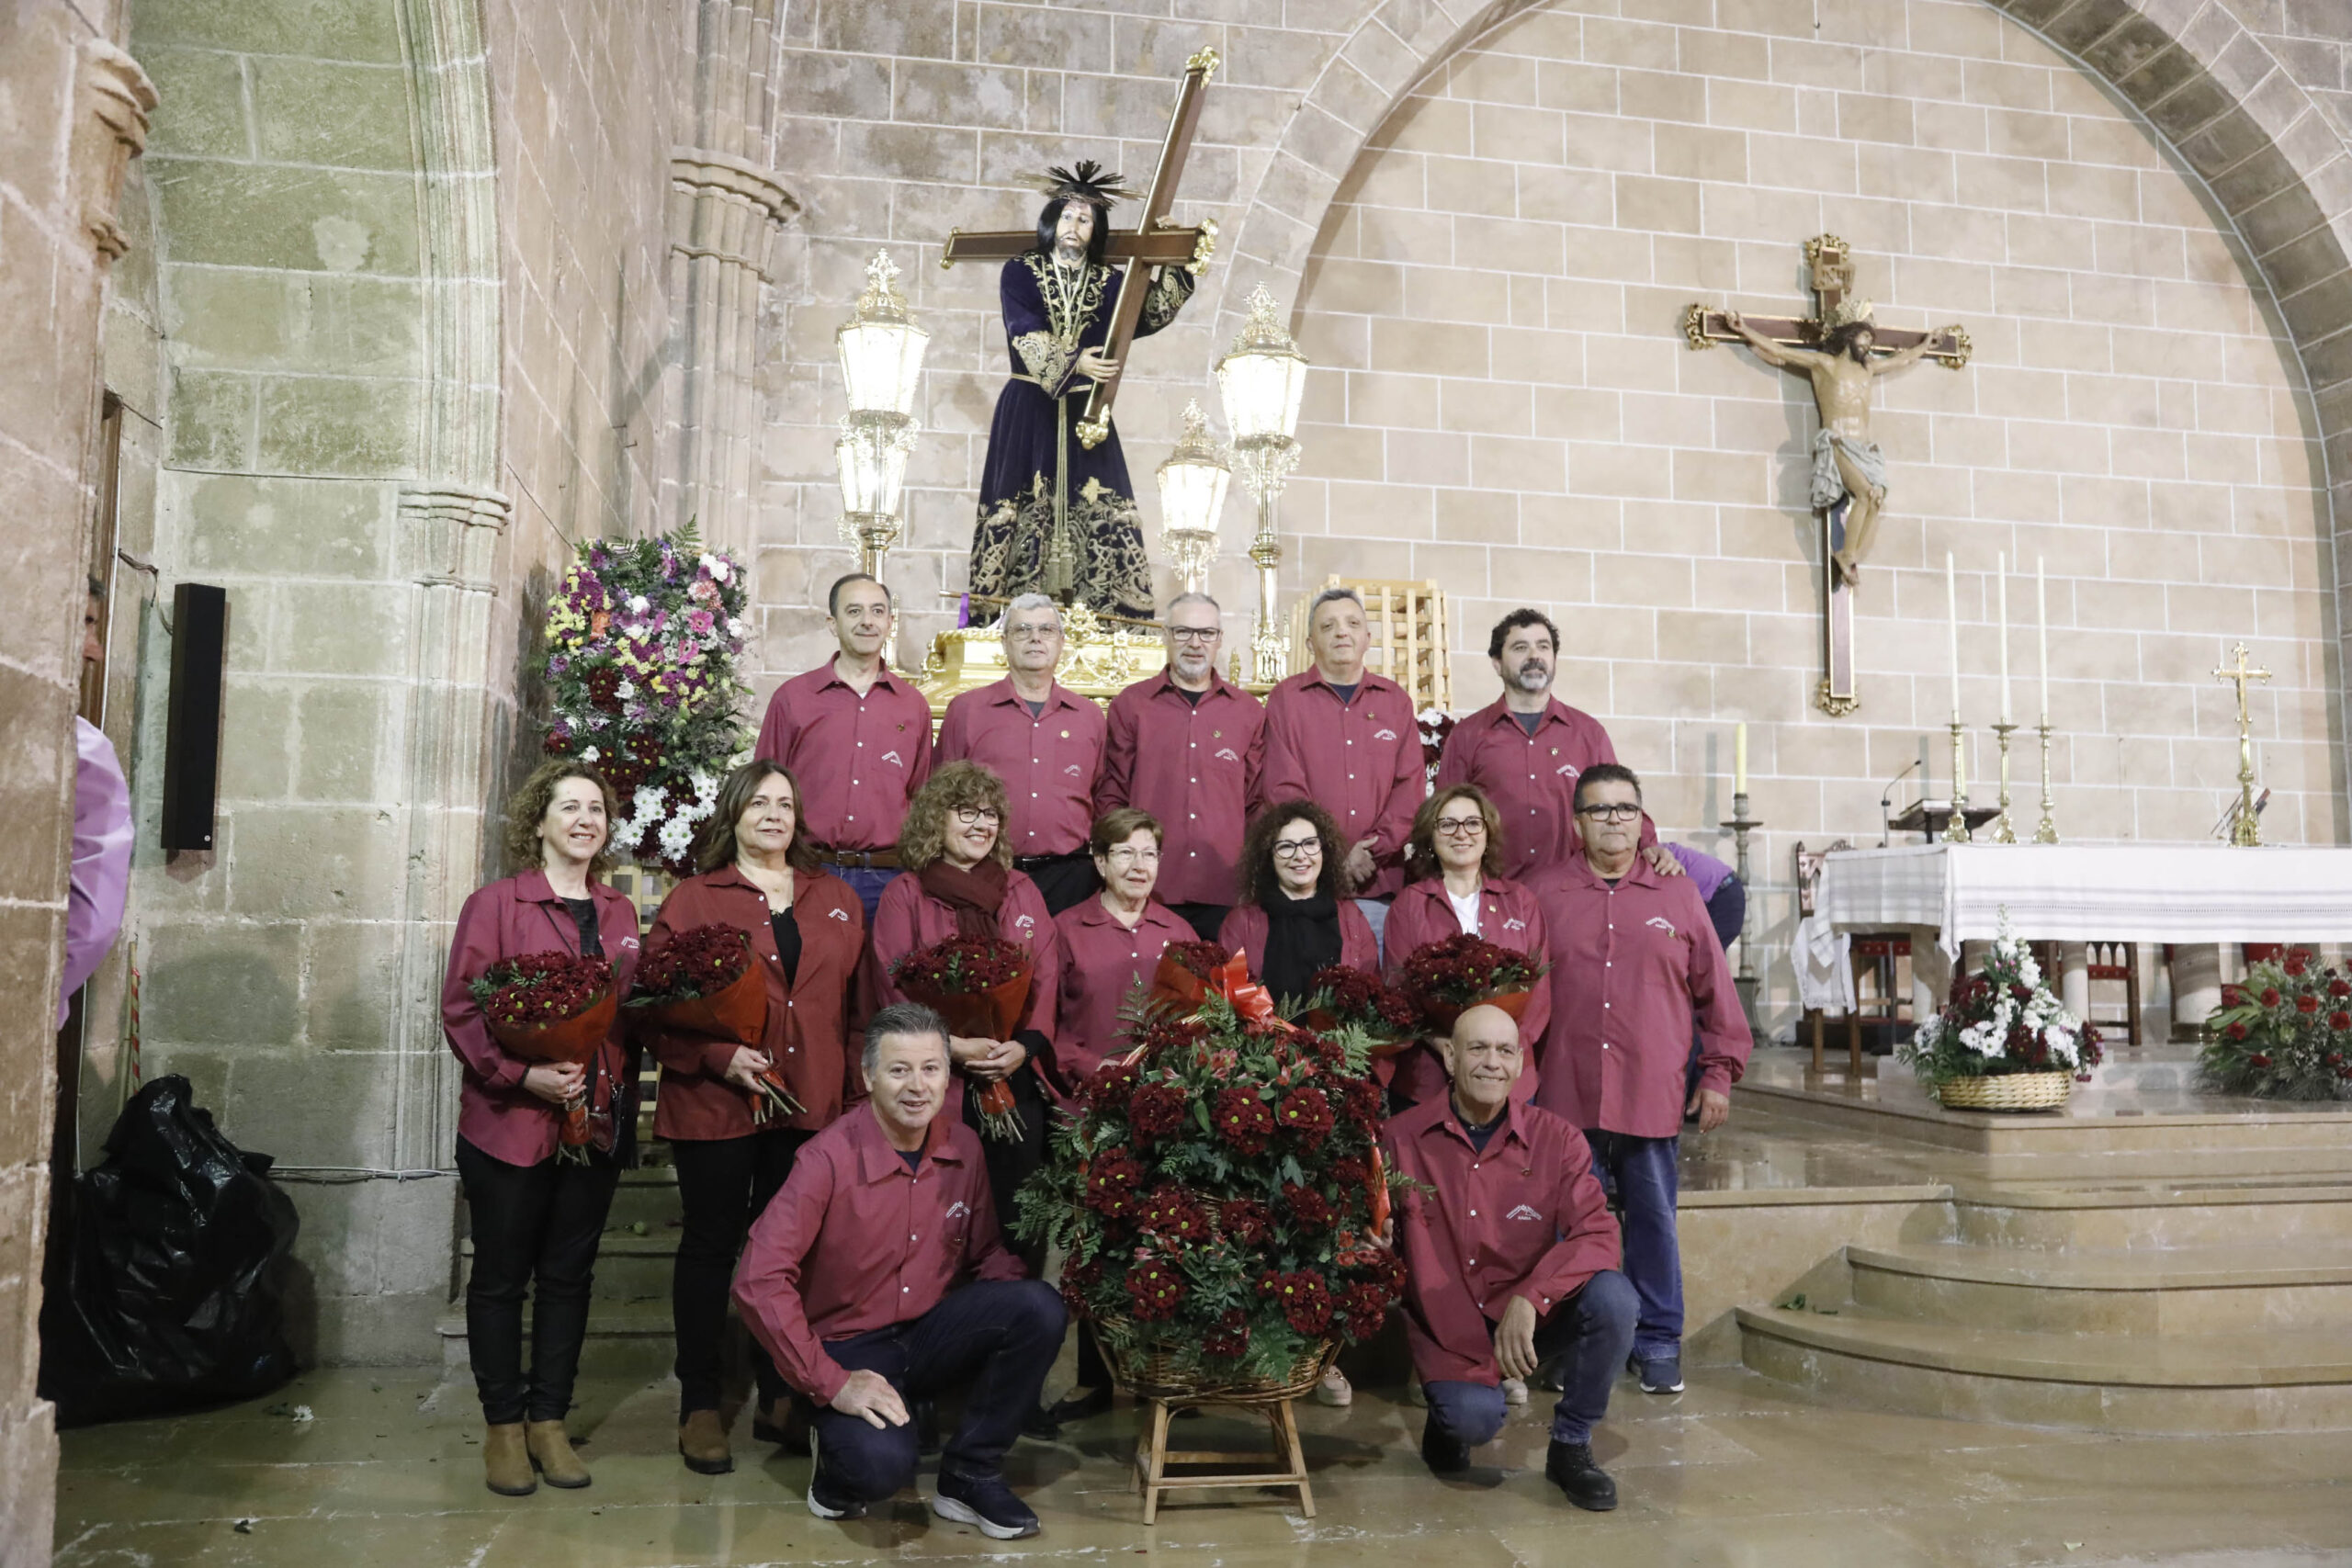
[639,865,865,1141]
[1261,669,1424,899]
[441,871,643,1167]
[1382,1096,1620,1385]
[1380,875,1551,1107]
[1051,897,1194,1091]
[1527,854,1752,1138]
[1434,696,1621,881]
[734,1106,1026,1404]
[1216,899,1380,984]
[753,661,934,852]
[934,678,1106,858]
[1096,668,1263,907]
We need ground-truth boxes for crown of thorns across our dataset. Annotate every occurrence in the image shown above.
[1037,160,1132,206]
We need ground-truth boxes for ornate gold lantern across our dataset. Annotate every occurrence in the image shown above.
[835,251,930,575]
[1155,400,1230,595]
[1215,285,1307,683]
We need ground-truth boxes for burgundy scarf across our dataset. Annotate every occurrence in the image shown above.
[919,857,1011,938]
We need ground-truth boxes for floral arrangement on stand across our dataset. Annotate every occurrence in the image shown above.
[628,924,799,1119]
[1015,990,1409,1393]
[1895,917,2102,1111]
[1397,934,1547,1034]
[541,524,750,875]
[891,936,1034,1140]
[2201,948,2352,1100]
[469,952,618,1160]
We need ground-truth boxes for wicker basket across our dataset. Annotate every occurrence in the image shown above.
[1934,1070,2074,1111]
[1097,1317,1335,1405]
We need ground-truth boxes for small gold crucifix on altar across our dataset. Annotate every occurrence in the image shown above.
[2214,641,2272,846]
[1686,237,1971,716]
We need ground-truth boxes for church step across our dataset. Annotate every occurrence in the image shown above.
[1736,1304,2352,1434]
[604,1165,684,1229]
[1949,1180,2352,1250]
[1848,1241,2352,1335]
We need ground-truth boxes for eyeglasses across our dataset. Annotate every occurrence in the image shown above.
[1271,839,1322,860]
[1574,803,1643,823]
[1005,623,1059,642]
[953,806,1002,827]
[1167,626,1219,643]
[1434,818,1487,838]
[1104,846,1159,865]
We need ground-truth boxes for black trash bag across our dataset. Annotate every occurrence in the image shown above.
[39,1075,300,1427]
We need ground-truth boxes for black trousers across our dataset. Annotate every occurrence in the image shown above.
[670,1127,814,1418]
[1019,854,1101,916]
[456,1135,620,1426]
[1168,902,1230,943]
[966,1066,1049,1272]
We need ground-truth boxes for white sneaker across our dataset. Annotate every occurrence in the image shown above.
[1501,1377,1529,1405]
[1314,1366,1352,1407]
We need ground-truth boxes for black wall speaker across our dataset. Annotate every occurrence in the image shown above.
[161,582,228,852]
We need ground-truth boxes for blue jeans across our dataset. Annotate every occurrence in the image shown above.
[1424,1269,1637,1447]
[1355,897,1391,961]
[810,1280,1067,1500]
[1586,1131,1682,1359]
[828,864,897,925]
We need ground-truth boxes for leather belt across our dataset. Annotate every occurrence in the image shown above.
[820,847,900,870]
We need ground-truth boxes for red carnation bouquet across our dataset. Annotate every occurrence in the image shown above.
[891,936,1034,1141]
[2203,947,2351,1100]
[1149,940,1234,1009]
[1398,933,1547,1033]
[629,923,797,1121]
[469,952,616,1160]
[1299,964,1420,1056]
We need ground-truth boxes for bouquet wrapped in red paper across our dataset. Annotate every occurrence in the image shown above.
[891,936,1034,1141]
[629,923,797,1121]
[1298,964,1420,1056]
[1398,934,1546,1034]
[469,952,616,1160]
[1148,940,1234,1010]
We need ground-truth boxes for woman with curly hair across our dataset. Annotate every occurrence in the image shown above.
[1219,799,1378,1010]
[440,760,642,1496]
[865,761,1061,1251]
[1385,783,1550,1108]
[639,760,865,1476]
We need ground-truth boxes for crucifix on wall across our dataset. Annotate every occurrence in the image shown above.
[1685,237,1971,716]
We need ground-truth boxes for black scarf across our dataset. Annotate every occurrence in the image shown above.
[1259,888,1340,1008]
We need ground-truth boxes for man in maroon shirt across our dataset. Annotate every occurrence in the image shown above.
[734,1003,1066,1539]
[755,572,934,921]
[1261,588,1424,942]
[1528,763,1751,1399]
[1095,591,1263,941]
[1385,1003,1635,1508]
[935,593,1106,916]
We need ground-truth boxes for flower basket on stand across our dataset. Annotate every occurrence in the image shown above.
[2200,948,2352,1100]
[628,923,798,1121]
[470,953,617,1161]
[1895,915,2102,1112]
[891,936,1034,1141]
[1397,933,1546,1035]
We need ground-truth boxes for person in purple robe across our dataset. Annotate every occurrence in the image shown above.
[967,162,1196,620]
[61,578,131,1027]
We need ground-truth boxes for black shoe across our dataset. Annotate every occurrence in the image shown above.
[1419,1415,1469,1476]
[1020,1404,1062,1441]
[1046,1383,1114,1424]
[751,1397,809,1449]
[932,1470,1040,1540]
[1545,1439,1618,1512]
[806,1431,867,1522]
[913,1396,941,1457]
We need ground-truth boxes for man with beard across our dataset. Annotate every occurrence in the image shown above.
[1720,307,1960,585]
[1094,592,1263,941]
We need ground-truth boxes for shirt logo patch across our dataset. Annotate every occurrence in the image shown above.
[1374,728,1397,741]
[1215,747,1240,762]
[1064,763,1083,776]
[945,1201,971,1220]
[1507,1204,1544,1222]
[1646,915,1678,936]
[620,935,641,950]
[1501,917,1526,932]
[828,908,851,921]
[881,750,903,767]
[1013,914,1036,931]
[1556,763,1580,777]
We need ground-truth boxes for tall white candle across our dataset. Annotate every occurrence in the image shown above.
[1735,722,1748,795]
[1996,550,2011,724]
[2036,557,2050,725]
[1945,551,1961,722]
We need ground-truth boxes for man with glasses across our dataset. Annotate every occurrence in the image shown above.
[1527,763,1750,1399]
[1095,592,1263,942]
[935,593,1107,915]
[756,572,933,921]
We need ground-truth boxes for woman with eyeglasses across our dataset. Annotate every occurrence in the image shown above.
[865,761,1061,1252]
[1384,783,1551,1107]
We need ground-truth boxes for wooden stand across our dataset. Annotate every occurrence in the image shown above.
[1132,1395,1313,1523]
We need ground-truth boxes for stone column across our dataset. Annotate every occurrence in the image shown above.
[2169,944,2223,1040]
[2056,942,2090,1022]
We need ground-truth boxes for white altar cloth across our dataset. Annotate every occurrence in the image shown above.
[1816,843,2352,960]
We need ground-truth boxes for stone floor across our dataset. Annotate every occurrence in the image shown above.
[53,1359,2352,1566]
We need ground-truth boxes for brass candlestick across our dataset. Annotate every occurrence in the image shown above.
[2033,720,2059,843]
[1721,790,1762,1032]
[1990,721,2018,843]
[1939,719,1972,842]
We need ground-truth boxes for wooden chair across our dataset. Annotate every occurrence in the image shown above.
[2084,942,2143,1049]
[1794,841,1906,1077]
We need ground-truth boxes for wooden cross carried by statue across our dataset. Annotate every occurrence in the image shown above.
[1685,237,1971,716]
[942,48,1220,451]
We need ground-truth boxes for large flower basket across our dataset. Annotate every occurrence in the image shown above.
[2200,949,2352,1100]
[1896,913,2100,1114]
[1933,1070,2073,1111]
[1097,1315,1334,1404]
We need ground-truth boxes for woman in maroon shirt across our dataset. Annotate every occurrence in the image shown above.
[1219,799,1378,1006]
[639,760,864,1476]
[440,761,642,1497]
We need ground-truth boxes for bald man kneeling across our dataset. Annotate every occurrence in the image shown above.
[1381,1003,1636,1509]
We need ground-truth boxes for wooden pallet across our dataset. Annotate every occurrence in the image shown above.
[1288,576,1452,711]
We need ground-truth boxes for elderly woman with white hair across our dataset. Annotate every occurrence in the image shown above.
[934,592,1108,915]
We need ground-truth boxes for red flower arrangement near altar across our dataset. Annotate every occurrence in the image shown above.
[628,924,799,1121]
[1397,934,1547,1033]
[469,952,616,1160]
[1298,964,1420,1055]
[2203,948,2352,1101]
[891,936,1034,1140]
[1015,991,1410,1389]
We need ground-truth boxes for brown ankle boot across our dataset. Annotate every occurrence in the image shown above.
[678,1407,733,1475]
[483,1422,537,1495]
[526,1419,591,1488]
